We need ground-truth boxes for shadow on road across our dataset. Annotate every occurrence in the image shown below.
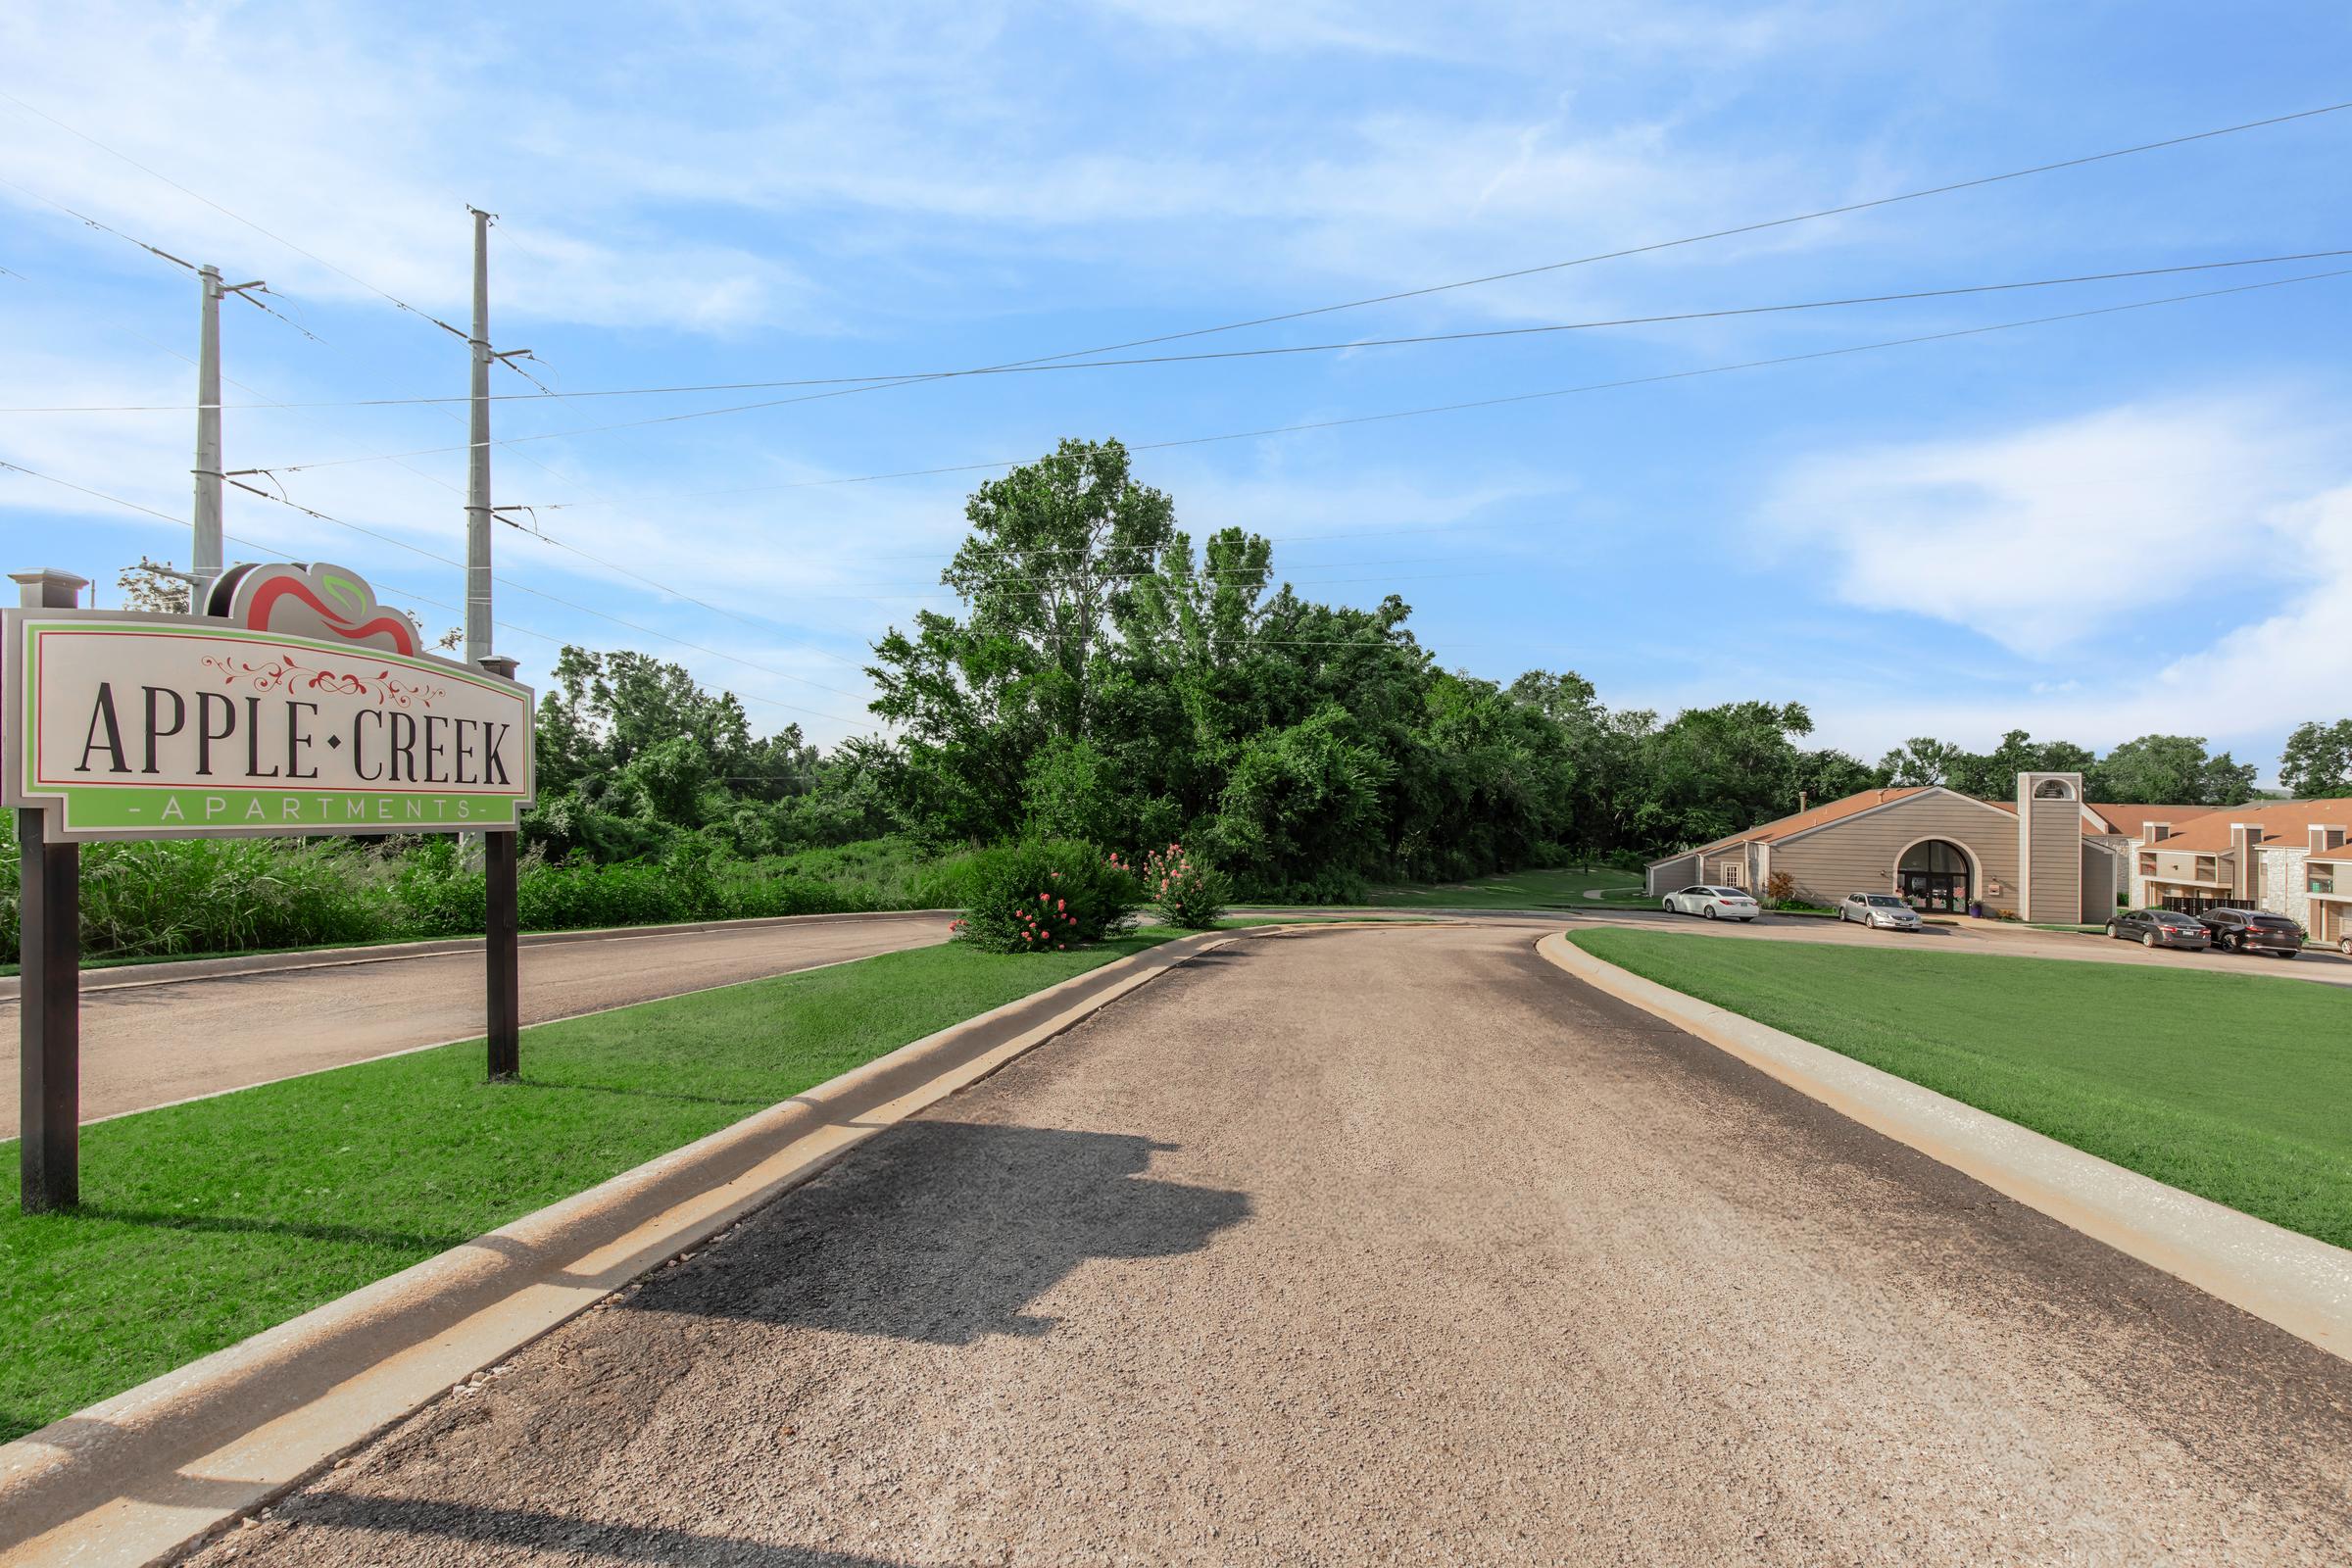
[245,1493,917,1565]
[617,1120,1250,1345]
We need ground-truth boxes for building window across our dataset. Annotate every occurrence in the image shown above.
[2137,853,2156,877]
[2315,871,2338,896]
[2033,778,2075,799]
[2196,857,2218,881]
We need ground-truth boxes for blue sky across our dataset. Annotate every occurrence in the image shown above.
[4,2,2348,779]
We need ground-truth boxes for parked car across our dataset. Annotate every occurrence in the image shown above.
[1837,892,1922,931]
[1661,885,1760,921]
[2106,908,2212,951]
[2197,906,2304,958]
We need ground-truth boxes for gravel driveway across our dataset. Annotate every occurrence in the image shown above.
[185,922,2352,1566]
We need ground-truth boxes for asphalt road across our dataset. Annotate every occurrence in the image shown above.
[188,922,2352,1566]
[0,914,953,1136]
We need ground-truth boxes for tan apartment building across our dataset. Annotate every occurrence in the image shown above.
[2129,801,2352,931]
[2307,841,2352,951]
[1645,772,2129,921]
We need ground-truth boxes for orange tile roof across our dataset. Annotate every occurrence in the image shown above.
[2083,802,2224,837]
[1683,787,1936,857]
[2137,800,2352,855]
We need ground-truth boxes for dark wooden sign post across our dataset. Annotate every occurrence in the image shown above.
[7,564,534,1213]
[16,569,85,1212]
[479,655,522,1083]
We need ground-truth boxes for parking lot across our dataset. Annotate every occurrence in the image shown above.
[1576,903,2352,987]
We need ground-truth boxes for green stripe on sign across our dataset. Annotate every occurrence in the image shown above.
[60,787,518,832]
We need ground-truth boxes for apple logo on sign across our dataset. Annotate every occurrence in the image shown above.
[210,562,425,657]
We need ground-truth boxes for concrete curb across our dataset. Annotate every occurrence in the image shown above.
[0,924,1265,1568]
[0,908,959,1001]
[1537,932,2352,1364]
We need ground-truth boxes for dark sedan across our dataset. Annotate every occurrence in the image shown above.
[2107,908,2212,951]
[2197,906,2304,958]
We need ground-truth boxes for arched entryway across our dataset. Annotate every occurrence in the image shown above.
[1897,839,1973,913]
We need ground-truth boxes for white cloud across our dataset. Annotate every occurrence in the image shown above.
[0,8,816,335]
[1745,479,2352,772]
[0,1,1852,344]
[1758,397,2332,658]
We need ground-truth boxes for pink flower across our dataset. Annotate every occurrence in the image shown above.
[1056,898,1065,911]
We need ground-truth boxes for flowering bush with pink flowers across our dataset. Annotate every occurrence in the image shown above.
[955,839,1141,954]
[1141,842,1229,929]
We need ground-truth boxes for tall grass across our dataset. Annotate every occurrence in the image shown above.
[0,838,396,962]
[0,834,974,965]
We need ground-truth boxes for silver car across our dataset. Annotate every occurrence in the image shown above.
[1838,892,1922,931]
[1661,885,1760,921]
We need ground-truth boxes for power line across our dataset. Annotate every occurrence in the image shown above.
[26,264,2335,626]
[212,477,875,713]
[0,172,321,343]
[500,261,2352,547]
[209,261,2352,620]
[23,96,2343,417]
[222,249,2352,475]
[0,459,873,727]
[992,99,2352,370]
[3,162,822,667]
[29,246,2352,420]
[0,89,471,343]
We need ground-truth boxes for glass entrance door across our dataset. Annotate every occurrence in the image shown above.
[1896,840,1973,913]
[1899,869,1967,912]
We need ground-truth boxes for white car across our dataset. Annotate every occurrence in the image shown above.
[1662,885,1760,921]
[1838,892,1922,931]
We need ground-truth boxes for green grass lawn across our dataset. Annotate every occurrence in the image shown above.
[1350,864,1644,910]
[0,929,1182,1443]
[1570,930,2352,1250]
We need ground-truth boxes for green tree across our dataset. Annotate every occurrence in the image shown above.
[869,438,1182,844]
[2278,719,2352,798]
[1880,736,1965,788]
[2087,734,2257,805]
[1942,730,2096,799]
[1640,702,1822,849]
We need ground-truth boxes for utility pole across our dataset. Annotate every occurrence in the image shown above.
[191,265,266,615]
[464,208,495,664]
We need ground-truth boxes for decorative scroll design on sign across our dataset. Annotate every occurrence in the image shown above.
[199,653,446,709]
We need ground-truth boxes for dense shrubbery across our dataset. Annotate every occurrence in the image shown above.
[70,838,394,958]
[0,833,972,965]
[953,840,1139,954]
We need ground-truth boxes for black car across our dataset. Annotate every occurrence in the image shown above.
[2197,906,2304,958]
[2107,908,2212,950]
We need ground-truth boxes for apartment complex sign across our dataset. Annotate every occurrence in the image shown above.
[4,566,534,840]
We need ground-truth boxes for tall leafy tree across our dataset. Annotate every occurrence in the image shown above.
[2278,719,2352,798]
[2086,734,2257,805]
[869,437,1180,842]
[1880,736,1966,788]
